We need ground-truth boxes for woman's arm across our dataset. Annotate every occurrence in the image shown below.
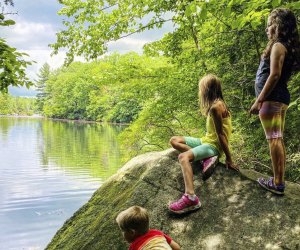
[210,103,236,170]
[250,42,286,114]
[169,240,181,250]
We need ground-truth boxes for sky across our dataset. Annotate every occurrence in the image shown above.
[2,0,173,96]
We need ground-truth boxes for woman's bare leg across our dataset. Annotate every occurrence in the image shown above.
[268,138,285,185]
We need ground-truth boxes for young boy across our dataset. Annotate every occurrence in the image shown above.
[116,206,181,250]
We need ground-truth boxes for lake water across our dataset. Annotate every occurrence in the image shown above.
[0,117,125,250]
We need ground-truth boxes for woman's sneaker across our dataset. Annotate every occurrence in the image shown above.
[169,194,201,214]
[202,156,218,181]
[257,177,285,195]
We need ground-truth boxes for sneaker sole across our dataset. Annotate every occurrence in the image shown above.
[257,180,284,195]
[202,160,218,181]
[168,202,201,214]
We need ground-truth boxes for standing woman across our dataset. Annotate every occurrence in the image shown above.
[250,8,300,195]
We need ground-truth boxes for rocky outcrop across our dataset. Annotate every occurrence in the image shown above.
[47,149,300,250]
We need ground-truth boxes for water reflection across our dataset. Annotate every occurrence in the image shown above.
[0,117,125,249]
[36,119,124,178]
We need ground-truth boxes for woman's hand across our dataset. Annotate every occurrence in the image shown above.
[249,100,262,115]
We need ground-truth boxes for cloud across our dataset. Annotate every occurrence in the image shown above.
[2,19,57,50]
[107,37,150,54]
[21,50,64,80]
[22,35,148,81]
[8,50,83,96]
[8,34,161,96]
[3,1,174,96]
[2,18,166,80]
[8,50,67,97]
[18,50,87,81]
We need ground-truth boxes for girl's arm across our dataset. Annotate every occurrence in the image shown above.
[169,240,181,250]
[250,42,286,114]
[210,103,236,170]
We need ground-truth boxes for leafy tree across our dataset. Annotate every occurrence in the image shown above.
[43,53,172,123]
[0,93,11,114]
[35,63,51,113]
[0,93,36,115]
[43,62,100,119]
[0,0,33,92]
[50,1,300,181]
[52,0,300,64]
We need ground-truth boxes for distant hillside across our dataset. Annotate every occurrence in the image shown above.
[8,86,37,97]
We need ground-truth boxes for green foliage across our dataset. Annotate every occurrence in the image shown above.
[52,0,288,64]
[0,1,33,92]
[43,49,300,181]
[50,1,300,182]
[35,63,51,112]
[0,93,11,114]
[0,38,33,92]
[43,62,98,119]
[43,53,171,123]
[0,94,36,115]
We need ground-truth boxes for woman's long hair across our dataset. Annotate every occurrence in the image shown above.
[263,8,300,71]
[199,74,227,116]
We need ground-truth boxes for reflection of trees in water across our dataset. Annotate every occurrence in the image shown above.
[36,119,49,167]
[0,117,38,143]
[0,117,13,142]
[36,119,125,179]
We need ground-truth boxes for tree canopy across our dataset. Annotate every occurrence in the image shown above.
[53,0,300,64]
[43,0,300,181]
[0,0,33,92]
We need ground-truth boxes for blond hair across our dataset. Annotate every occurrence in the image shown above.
[198,74,226,116]
[116,206,149,235]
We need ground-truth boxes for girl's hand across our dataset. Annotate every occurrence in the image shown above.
[249,100,262,115]
[226,159,239,172]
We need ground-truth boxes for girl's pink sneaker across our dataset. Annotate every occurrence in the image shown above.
[202,155,218,180]
[169,194,201,214]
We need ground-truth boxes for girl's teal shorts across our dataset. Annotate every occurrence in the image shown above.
[184,136,219,161]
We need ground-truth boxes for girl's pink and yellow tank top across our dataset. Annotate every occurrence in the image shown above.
[201,114,232,155]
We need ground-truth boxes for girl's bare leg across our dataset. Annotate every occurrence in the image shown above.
[170,136,191,152]
[178,150,195,195]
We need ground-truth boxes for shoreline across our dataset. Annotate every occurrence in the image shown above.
[0,114,43,118]
[0,114,129,126]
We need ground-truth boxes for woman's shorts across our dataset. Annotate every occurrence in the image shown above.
[184,136,219,161]
[259,101,288,139]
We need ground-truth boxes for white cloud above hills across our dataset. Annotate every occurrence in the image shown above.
[3,0,173,96]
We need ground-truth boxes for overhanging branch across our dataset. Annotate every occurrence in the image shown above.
[111,18,174,41]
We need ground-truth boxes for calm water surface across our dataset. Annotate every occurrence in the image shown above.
[0,117,125,250]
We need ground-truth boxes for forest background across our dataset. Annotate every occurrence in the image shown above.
[1,0,300,182]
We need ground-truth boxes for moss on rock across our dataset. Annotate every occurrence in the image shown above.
[47,149,300,250]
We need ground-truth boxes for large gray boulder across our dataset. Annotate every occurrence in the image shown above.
[47,149,300,250]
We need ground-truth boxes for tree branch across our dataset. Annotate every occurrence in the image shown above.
[139,138,164,151]
[149,123,175,136]
[111,19,173,41]
[171,111,191,135]
[99,4,118,12]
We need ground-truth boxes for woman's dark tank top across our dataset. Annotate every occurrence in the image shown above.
[255,42,293,105]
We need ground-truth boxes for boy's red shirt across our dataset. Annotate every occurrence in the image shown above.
[129,229,172,250]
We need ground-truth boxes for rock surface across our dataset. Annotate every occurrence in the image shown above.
[47,149,300,250]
